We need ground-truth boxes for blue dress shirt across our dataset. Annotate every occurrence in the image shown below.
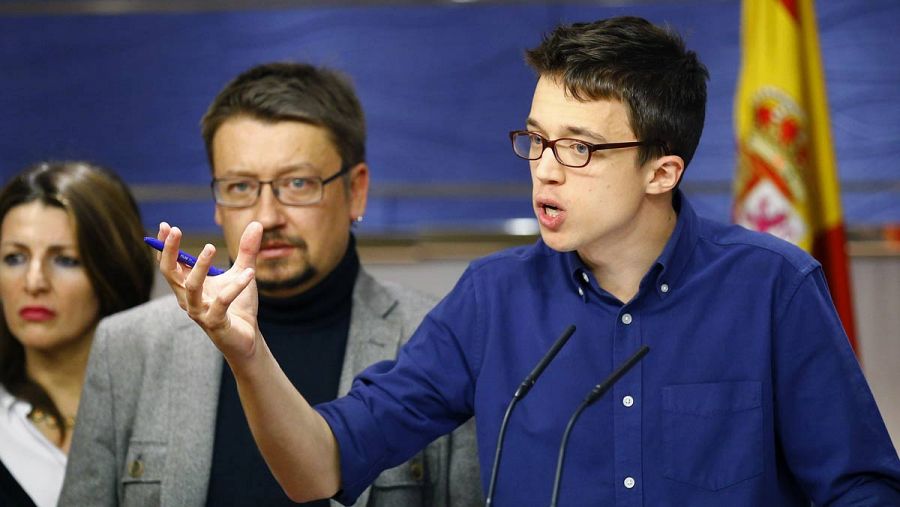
[317,192,900,506]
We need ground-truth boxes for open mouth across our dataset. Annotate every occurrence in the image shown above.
[536,199,566,230]
[543,204,561,217]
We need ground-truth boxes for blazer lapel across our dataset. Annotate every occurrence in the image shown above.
[161,322,224,507]
[339,270,403,395]
[335,270,402,506]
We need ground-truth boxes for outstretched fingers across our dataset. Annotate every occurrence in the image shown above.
[155,221,261,360]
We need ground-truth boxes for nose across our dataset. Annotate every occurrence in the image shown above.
[531,147,566,185]
[24,259,50,294]
[254,182,287,229]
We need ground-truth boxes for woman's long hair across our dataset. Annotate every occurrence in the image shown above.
[0,161,154,441]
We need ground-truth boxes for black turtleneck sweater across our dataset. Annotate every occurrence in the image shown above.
[205,237,359,507]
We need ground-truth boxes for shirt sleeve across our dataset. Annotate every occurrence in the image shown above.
[317,268,483,504]
[773,267,900,503]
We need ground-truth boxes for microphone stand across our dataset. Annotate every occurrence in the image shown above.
[484,324,576,506]
[549,345,650,507]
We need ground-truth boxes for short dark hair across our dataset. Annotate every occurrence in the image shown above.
[525,16,709,169]
[201,62,366,173]
[0,161,154,441]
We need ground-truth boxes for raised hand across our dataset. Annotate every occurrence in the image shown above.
[157,221,263,364]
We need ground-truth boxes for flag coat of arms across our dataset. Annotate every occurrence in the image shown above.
[733,0,857,349]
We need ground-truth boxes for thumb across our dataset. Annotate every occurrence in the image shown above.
[233,221,262,271]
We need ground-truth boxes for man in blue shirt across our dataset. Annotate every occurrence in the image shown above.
[158,16,900,506]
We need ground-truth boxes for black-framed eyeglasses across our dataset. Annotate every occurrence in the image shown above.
[211,165,350,208]
[509,130,657,168]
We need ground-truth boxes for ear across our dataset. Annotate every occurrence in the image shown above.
[348,162,369,222]
[214,204,223,227]
[645,154,684,196]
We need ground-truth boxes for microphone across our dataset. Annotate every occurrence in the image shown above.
[549,345,650,507]
[485,324,576,506]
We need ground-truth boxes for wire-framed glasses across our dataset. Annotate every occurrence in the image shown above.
[509,130,656,168]
[211,165,349,208]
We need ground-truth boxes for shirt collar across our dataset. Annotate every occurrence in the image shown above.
[563,250,591,301]
[653,189,699,296]
[0,385,14,412]
[562,189,700,299]
[0,384,31,418]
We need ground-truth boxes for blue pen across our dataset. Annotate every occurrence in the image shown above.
[143,237,226,276]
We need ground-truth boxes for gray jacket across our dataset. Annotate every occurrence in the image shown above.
[60,269,481,506]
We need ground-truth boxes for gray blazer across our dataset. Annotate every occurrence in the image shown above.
[60,269,482,506]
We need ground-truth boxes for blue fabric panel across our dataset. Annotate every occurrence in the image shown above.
[0,0,897,232]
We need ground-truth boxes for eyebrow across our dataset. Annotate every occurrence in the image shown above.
[525,118,608,142]
[566,126,608,142]
[219,162,319,178]
[0,241,77,253]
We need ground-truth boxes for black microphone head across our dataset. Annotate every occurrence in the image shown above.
[584,345,649,405]
[487,324,577,505]
[550,344,650,506]
[514,324,576,400]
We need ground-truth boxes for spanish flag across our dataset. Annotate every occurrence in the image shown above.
[733,0,857,351]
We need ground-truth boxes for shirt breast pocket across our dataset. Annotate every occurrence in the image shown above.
[367,455,427,506]
[120,441,166,505]
[662,381,763,491]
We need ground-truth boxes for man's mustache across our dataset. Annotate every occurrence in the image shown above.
[260,231,307,250]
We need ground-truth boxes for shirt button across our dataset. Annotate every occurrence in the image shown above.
[621,313,632,325]
[623,395,634,407]
[128,459,144,479]
[577,287,584,297]
[409,460,425,482]
[581,272,590,283]
[624,476,636,489]
[660,283,670,293]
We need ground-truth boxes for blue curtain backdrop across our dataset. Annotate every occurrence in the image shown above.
[0,0,897,233]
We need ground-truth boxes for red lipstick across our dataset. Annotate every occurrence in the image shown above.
[19,306,56,322]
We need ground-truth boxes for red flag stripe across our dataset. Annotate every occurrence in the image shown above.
[780,0,800,22]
